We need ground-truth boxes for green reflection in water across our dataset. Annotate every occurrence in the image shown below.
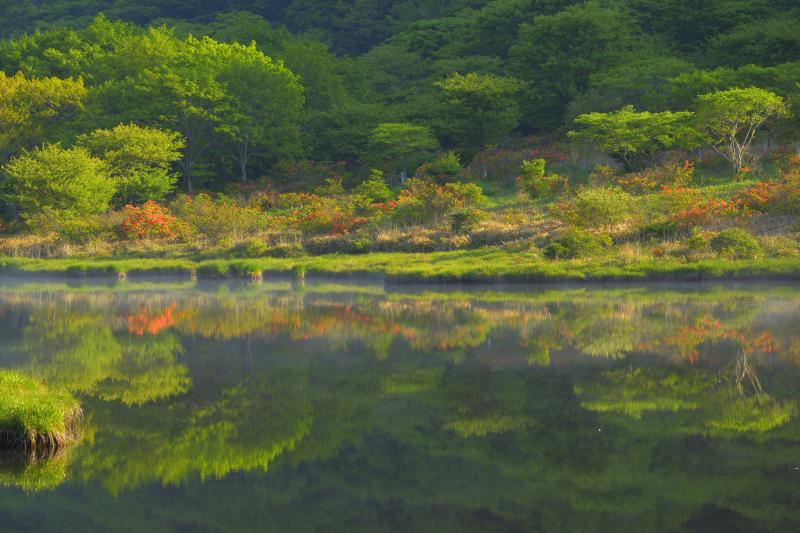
[0,281,798,531]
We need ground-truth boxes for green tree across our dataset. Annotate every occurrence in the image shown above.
[695,87,790,173]
[1,144,114,219]
[78,123,184,205]
[568,106,702,171]
[0,71,86,163]
[510,3,640,130]
[434,72,520,158]
[212,40,304,184]
[368,123,439,183]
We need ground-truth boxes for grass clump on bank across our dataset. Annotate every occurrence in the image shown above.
[0,371,82,451]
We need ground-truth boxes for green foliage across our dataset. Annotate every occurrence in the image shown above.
[510,3,641,130]
[353,170,393,203]
[391,180,487,226]
[710,228,763,259]
[569,106,701,170]
[171,193,267,244]
[0,71,86,162]
[419,152,462,183]
[368,123,439,180]
[434,72,521,157]
[516,159,567,199]
[556,187,639,229]
[2,144,115,219]
[696,87,790,173]
[0,370,80,438]
[78,123,184,205]
[449,208,486,234]
[544,229,612,260]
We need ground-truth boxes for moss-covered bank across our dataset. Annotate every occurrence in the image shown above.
[0,371,82,451]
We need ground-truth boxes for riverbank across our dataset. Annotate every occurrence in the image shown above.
[2,252,800,283]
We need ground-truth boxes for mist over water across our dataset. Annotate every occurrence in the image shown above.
[0,280,799,532]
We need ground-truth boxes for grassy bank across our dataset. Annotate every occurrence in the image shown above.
[0,371,82,451]
[2,252,800,283]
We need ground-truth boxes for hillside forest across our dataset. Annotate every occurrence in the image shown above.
[1,0,800,264]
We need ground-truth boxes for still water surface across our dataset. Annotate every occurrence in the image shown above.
[0,280,799,532]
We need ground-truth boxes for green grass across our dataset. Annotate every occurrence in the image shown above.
[2,251,800,283]
[0,371,82,449]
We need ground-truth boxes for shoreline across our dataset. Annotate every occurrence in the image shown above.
[2,254,800,284]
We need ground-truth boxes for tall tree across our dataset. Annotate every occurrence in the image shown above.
[695,87,789,173]
[0,71,86,163]
[434,72,521,159]
[510,3,640,131]
[568,106,702,171]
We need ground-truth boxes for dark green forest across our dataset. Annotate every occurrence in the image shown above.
[3,0,800,187]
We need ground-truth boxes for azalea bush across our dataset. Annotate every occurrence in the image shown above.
[273,192,368,236]
[120,201,178,240]
[657,186,739,229]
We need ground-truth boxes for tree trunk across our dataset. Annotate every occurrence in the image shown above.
[239,141,249,185]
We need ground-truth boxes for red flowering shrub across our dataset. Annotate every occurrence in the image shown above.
[658,186,739,229]
[389,179,486,226]
[735,178,800,214]
[274,192,367,236]
[119,201,177,240]
[616,160,695,194]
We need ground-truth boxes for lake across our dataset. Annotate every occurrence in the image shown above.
[0,279,798,532]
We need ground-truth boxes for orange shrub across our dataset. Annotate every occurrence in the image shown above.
[119,201,178,240]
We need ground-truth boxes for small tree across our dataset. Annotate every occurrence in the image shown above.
[1,144,115,219]
[696,88,789,174]
[568,106,701,171]
[368,123,439,183]
[79,124,185,205]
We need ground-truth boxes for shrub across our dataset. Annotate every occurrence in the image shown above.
[658,186,738,229]
[419,152,462,183]
[237,238,270,258]
[390,179,486,226]
[615,160,694,193]
[759,235,800,258]
[516,159,567,199]
[588,165,614,187]
[684,227,709,252]
[2,144,115,219]
[710,228,763,259]
[736,180,800,214]
[119,201,179,240]
[450,208,487,234]
[554,187,638,229]
[171,193,267,244]
[353,170,393,203]
[544,229,612,259]
[27,210,108,244]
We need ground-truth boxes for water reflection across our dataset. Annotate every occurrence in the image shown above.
[0,281,799,531]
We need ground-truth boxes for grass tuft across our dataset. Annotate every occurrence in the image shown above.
[0,371,82,451]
